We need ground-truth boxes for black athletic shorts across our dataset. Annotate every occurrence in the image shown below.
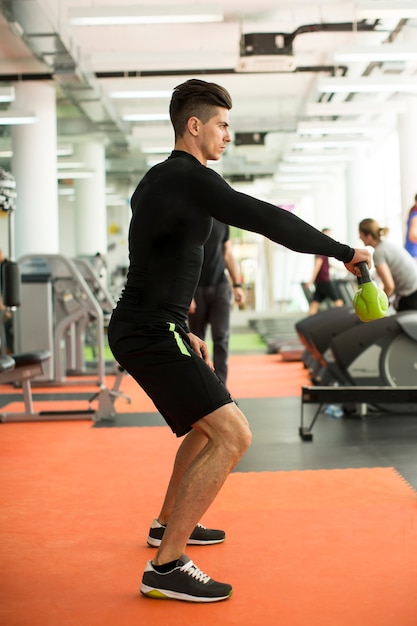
[107,317,233,437]
[313,281,340,303]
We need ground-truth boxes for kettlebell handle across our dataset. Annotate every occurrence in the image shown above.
[356,261,371,285]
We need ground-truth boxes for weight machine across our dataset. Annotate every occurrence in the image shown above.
[15,253,108,385]
[0,169,126,422]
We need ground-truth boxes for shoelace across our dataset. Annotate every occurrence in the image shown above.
[180,559,211,584]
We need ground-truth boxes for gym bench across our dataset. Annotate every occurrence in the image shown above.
[299,385,417,441]
[0,354,15,375]
[0,350,93,422]
[0,351,128,423]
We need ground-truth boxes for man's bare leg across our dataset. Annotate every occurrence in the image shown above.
[155,428,209,525]
[153,401,251,565]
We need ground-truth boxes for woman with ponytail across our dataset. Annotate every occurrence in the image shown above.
[359,218,417,312]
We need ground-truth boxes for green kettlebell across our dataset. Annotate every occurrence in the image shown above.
[353,262,389,322]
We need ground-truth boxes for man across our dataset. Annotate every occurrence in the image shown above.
[107,78,370,603]
[188,218,245,387]
[0,248,14,354]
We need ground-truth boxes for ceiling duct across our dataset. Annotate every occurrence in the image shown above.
[236,32,296,72]
[234,132,267,146]
[236,21,377,73]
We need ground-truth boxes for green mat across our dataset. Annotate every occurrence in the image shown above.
[85,330,266,362]
[213,332,266,354]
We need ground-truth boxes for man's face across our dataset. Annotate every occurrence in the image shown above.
[197,107,232,161]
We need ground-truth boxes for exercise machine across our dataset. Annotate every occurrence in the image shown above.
[0,179,126,421]
[330,311,417,412]
[295,306,361,385]
[15,253,107,385]
[299,311,417,440]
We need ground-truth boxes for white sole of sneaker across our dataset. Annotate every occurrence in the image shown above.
[187,537,225,545]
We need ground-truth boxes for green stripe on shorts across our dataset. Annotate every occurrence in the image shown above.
[168,322,191,357]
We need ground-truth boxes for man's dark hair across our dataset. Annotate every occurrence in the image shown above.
[169,79,232,139]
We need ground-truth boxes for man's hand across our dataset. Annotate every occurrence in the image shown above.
[187,332,214,369]
[189,298,197,314]
[344,248,372,277]
[233,286,245,306]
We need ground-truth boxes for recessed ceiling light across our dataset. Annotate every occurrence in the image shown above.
[69,4,223,26]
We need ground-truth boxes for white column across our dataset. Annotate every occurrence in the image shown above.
[73,139,107,256]
[345,144,382,246]
[11,81,59,258]
[314,169,347,241]
[398,98,417,227]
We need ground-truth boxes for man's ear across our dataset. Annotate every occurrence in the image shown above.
[187,116,200,136]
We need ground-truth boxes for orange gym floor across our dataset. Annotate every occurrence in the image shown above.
[1,353,417,625]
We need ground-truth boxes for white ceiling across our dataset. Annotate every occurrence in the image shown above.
[0,0,416,198]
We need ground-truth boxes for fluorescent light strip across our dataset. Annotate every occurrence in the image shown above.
[57,144,73,157]
[297,121,388,135]
[69,4,223,26]
[293,138,370,149]
[57,171,94,179]
[278,164,343,173]
[356,1,417,19]
[1,146,75,158]
[106,194,126,206]
[274,182,326,190]
[306,101,407,117]
[334,44,417,63]
[57,161,85,169]
[110,90,172,99]
[123,113,170,122]
[274,174,333,183]
[0,87,15,103]
[318,76,417,94]
[141,146,172,154]
[0,112,37,125]
[284,153,354,163]
[146,157,165,167]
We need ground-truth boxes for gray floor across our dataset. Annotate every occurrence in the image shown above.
[93,393,417,491]
[234,396,417,490]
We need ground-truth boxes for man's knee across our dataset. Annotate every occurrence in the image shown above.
[194,403,252,459]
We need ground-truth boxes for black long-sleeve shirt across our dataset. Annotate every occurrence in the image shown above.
[114,150,354,330]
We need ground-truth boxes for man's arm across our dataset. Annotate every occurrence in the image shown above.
[223,240,245,305]
[197,170,370,272]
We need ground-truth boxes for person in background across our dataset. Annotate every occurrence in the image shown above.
[188,218,245,388]
[0,248,14,354]
[304,228,344,315]
[405,193,417,261]
[359,218,417,311]
[107,78,371,604]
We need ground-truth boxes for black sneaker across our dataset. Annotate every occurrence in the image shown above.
[147,519,226,547]
[140,555,232,602]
